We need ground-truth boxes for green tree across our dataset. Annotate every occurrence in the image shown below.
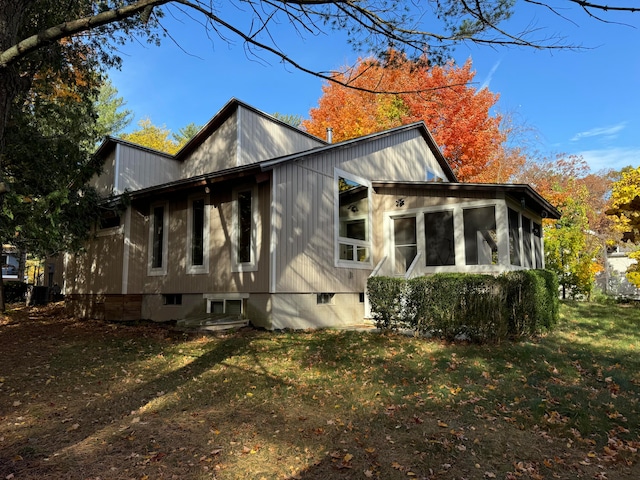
[0,40,110,309]
[272,113,303,129]
[544,191,602,300]
[515,155,613,299]
[95,79,133,139]
[172,122,201,147]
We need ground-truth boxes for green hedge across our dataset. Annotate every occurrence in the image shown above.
[367,270,559,342]
[4,281,28,304]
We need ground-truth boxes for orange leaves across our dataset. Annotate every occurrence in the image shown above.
[303,51,506,182]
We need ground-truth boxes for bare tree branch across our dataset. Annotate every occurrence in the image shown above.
[0,1,177,68]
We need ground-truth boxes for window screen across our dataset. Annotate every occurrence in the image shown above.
[425,211,455,266]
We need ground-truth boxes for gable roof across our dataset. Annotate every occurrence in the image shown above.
[93,98,325,163]
[126,122,459,202]
[259,122,458,182]
[174,98,327,160]
[93,135,175,160]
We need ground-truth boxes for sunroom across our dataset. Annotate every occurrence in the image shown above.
[368,182,561,279]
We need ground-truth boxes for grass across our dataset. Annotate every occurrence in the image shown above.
[1,301,639,479]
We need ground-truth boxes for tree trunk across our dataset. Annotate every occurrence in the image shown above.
[0,1,32,312]
[17,247,26,283]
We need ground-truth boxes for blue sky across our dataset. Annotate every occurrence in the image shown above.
[108,2,640,174]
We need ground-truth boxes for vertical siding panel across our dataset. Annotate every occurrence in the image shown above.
[237,107,323,166]
[128,206,147,294]
[272,128,442,294]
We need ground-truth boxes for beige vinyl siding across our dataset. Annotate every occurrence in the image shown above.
[64,232,125,295]
[90,149,116,196]
[237,106,323,166]
[272,128,434,293]
[124,206,150,294]
[126,181,270,295]
[117,144,181,193]
[182,109,239,177]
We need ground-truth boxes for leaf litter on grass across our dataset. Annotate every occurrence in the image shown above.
[0,301,639,479]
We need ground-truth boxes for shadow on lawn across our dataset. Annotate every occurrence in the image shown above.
[1,302,640,479]
[0,314,279,478]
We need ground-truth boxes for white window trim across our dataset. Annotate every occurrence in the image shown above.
[147,201,169,277]
[334,168,373,269]
[384,199,514,274]
[204,293,249,315]
[186,194,210,275]
[232,185,260,272]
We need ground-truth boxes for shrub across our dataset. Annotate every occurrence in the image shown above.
[4,281,28,303]
[366,277,410,331]
[367,270,559,342]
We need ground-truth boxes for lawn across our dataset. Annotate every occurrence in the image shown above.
[1,301,639,479]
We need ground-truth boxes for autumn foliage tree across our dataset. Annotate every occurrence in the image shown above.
[606,166,640,243]
[119,118,201,154]
[514,154,614,298]
[303,52,522,182]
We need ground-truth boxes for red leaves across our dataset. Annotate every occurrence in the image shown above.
[303,50,509,182]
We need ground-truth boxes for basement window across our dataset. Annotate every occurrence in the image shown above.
[163,294,182,305]
[317,293,335,305]
[208,298,243,315]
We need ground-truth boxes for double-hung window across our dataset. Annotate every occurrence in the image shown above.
[335,170,372,268]
[187,196,210,274]
[148,202,169,276]
[232,186,259,272]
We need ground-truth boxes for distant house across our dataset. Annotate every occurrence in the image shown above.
[2,245,20,279]
[53,99,560,329]
[597,244,640,298]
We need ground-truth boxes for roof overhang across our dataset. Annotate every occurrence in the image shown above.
[372,181,561,220]
[120,163,265,203]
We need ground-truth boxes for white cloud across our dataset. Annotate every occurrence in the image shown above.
[577,147,640,172]
[480,60,501,90]
[571,122,627,142]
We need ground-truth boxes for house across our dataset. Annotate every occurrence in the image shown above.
[596,244,640,298]
[2,245,20,279]
[54,98,560,330]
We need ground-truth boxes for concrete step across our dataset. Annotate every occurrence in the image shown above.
[175,314,250,332]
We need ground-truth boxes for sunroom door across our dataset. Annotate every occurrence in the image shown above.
[393,216,417,275]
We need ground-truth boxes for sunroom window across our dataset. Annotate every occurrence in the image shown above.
[533,222,543,268]
[424,210,455,266]
[463,206,498,265]
[522,216,532,268]
[508,207,521,266]
[393,216,417,274]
